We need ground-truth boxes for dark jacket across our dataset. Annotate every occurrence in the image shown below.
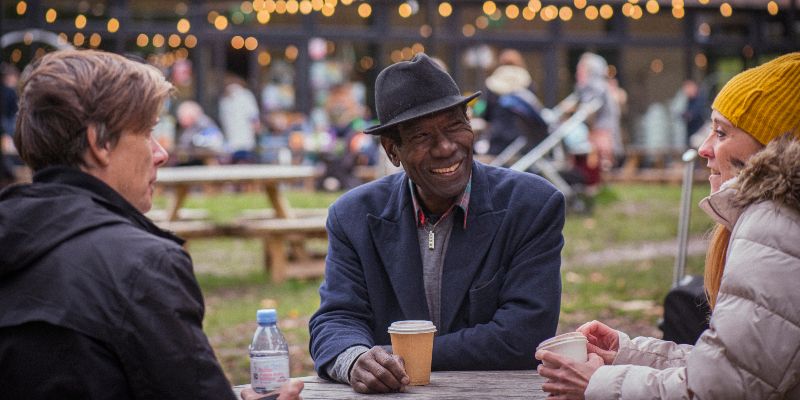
[309,161,564,378]
[0,167,234,400]
[483,88,549,155]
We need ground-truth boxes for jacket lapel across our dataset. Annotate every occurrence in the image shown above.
[440,163,504,332]
[368,175,430,320]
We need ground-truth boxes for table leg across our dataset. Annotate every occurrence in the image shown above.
[265,235,287,283]
[264,183,295,219]
[166,186,189,222]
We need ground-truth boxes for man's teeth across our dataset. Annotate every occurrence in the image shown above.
[432,162,459,174]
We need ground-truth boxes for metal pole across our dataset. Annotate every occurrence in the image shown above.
[673,149,697,288]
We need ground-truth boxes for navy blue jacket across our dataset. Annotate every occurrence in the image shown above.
[309,161,564,378]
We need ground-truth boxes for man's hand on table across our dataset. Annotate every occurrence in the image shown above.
[349,346,409,394]
[240,379,304,400]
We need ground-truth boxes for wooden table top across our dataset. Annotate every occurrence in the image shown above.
[234,370,547,399]
[156,164,316,185]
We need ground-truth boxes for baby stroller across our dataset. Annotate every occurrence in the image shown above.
[489,97,603,213]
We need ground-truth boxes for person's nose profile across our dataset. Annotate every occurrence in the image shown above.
[697,131,714,160]
[152,137,169,167]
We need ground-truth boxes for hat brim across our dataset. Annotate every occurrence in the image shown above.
[364,91,481,135]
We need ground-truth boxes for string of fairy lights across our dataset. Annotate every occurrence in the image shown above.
[7,0,788,70]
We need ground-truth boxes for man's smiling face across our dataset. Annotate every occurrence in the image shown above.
[381,106,474,214]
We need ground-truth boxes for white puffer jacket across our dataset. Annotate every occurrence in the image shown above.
[585,138,800,400]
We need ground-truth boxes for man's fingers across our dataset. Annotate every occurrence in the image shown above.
[350,349,406,393]
[368,355,407,389]
[392,354,405,369]
[351,366,392,394]
[382,354,409,385]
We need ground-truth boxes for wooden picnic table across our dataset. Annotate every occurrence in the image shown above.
[154,164,327,282]
[233,370,547,399]
[156,164,317,222]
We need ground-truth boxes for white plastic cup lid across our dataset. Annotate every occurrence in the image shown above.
[387,320,437,334]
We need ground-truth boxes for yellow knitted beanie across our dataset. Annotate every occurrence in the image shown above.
[712,52,800,145]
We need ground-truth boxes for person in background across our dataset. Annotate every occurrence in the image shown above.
[318,82,373,190]
[0,63,20,188]
[310,53,564,394]
[481,49,548,156]
[0,49,302,400]
[0,63,18,136]
[554,52,622,190]
[219,74,261,164]
[680,79,708,146]
[175,100,226,165]
[536,52,800,399]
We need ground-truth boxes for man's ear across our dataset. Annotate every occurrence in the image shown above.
[380,136,401,167]
[85,124,111,168]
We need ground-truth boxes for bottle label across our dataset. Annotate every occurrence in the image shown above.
[251,355,290,391]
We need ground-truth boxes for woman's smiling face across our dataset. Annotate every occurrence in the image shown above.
[698,110,763,194]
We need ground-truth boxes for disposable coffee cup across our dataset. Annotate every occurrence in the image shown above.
[388,320,437,385]
[536,332,588,367]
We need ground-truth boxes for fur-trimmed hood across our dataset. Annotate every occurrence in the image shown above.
[700,135,800,229]
[733,134,800,212]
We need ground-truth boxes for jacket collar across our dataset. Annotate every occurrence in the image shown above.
[367,161,503,331]
[699,178,743,231]
[33,166,184,245]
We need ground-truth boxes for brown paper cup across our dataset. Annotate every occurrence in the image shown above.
[388,320,436,385]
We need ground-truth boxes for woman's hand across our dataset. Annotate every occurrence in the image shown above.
[240,379,304,400]
[536,350,604,400]
[577,320,619,365]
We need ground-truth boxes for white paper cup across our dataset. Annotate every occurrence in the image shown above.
[388,320,436,385]
[536,332,588,367]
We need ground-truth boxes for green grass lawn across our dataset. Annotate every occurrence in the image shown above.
[161,182,715,385]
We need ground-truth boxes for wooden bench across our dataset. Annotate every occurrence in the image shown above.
[238,208,328,220]
[155,220,228,239]
[146,208,211,222]
[237,216,328,283]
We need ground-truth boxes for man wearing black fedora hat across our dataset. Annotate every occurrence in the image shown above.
[309,53,564,393]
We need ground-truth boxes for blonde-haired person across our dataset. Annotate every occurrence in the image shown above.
[536,52,800,399]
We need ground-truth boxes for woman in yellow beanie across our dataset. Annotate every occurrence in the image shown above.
[536,52,800,399]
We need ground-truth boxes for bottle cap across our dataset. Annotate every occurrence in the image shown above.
[256,309,277,325]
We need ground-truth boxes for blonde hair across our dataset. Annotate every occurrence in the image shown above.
[704,224,730,310]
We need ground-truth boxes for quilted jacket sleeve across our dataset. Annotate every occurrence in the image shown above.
[614,331,694,369]
[584,331,693,400]
[685,203,800,399]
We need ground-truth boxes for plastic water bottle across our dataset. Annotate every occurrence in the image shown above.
[250,309,290,393]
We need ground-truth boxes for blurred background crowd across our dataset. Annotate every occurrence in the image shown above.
[1,1,797,195]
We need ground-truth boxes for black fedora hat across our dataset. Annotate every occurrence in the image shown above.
[364,53,481,135]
